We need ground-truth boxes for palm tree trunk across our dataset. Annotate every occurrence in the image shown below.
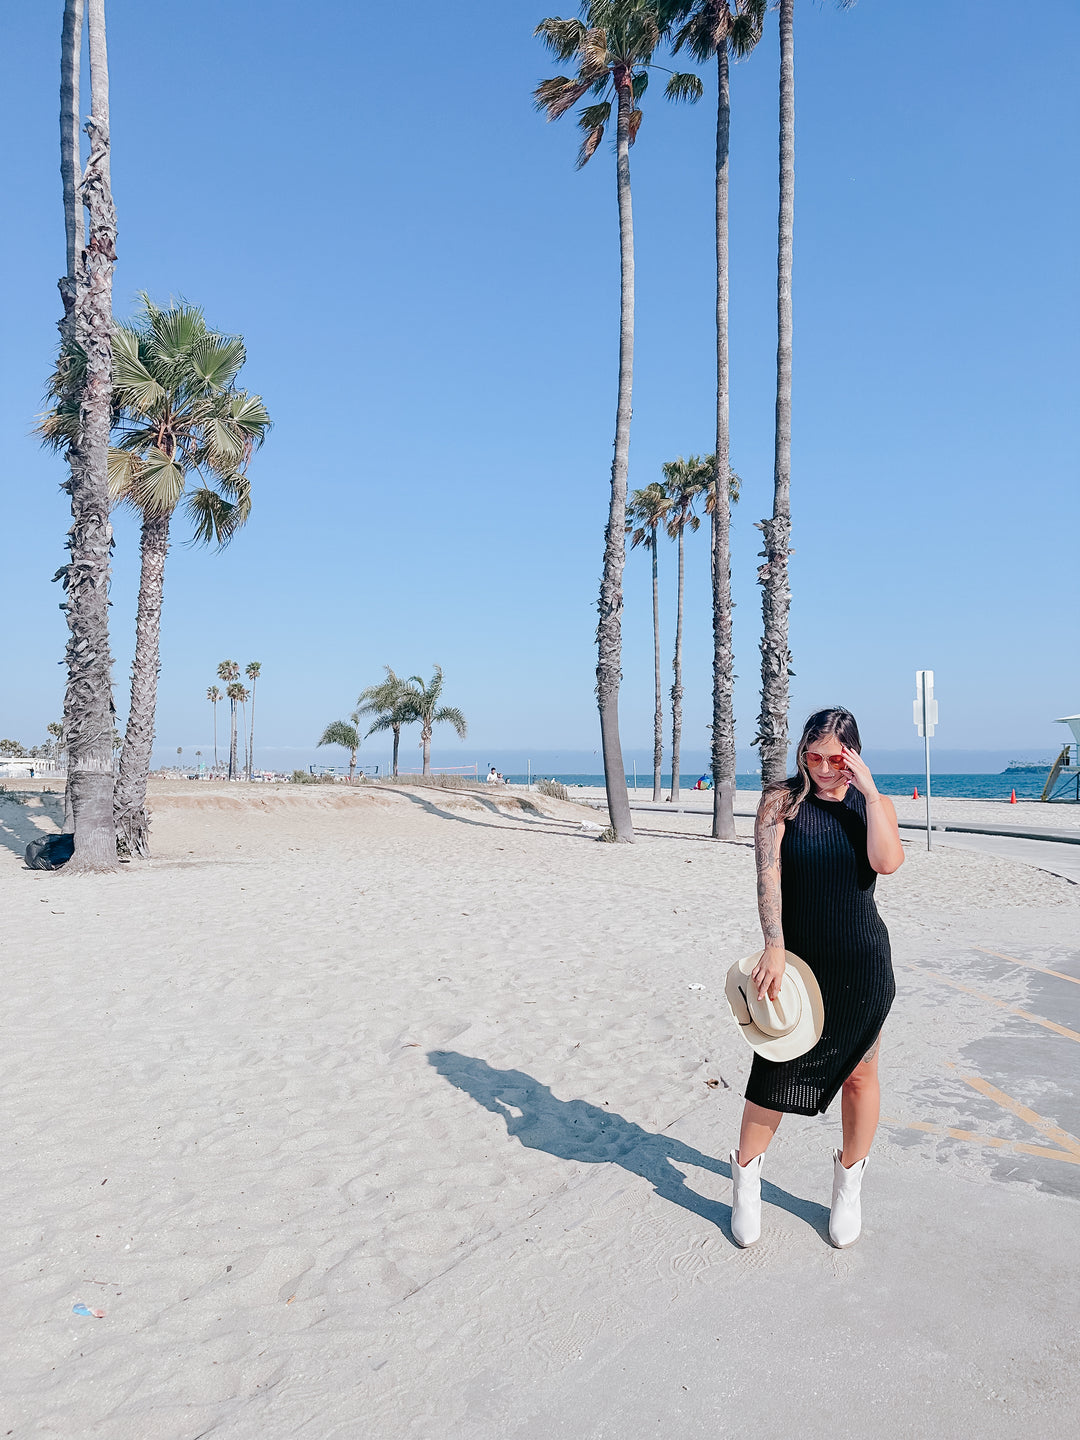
[596,73,635,844]
[113,512,170,856]
[349,746,357,782]
[240,701,248,777]
[757,0,796,788]
[710,42,737,842]
[212,702,218,768]
[651,540,662,802]
[59,0,84,328]
[61,0,117,872]
[229,699,238,779]
[247,678,256,780]
[670,520,685,804]
[422,728,431,775]
[392,725,400,777]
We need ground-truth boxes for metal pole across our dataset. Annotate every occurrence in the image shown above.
[633,760,637,790]
[527,758,531,789]
[924,728,932,851]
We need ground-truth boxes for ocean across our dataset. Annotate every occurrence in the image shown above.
[505,771,1054,801]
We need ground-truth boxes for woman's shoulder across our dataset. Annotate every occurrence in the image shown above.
[757,784,791,824]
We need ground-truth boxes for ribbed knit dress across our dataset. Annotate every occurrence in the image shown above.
[745,787,895,1116]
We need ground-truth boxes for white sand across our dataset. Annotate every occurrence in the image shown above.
[3,781,1079,1436]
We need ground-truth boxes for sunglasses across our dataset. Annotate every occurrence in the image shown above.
[805,751,848,770]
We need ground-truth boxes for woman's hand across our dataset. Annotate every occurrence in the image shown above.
[839,746,879,800]
[751,947,786,1002]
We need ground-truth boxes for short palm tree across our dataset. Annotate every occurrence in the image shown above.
[626,481,672,802]
[406,666,467,775]
[41,299,270,852]
[535,3,701,843]
[217,661,241,778]
[208,682,223,766]
[245,661,261,780]
[357,666,420,778]
[318,714,362,782]
[662,0,764,836]
[661,455,712,802]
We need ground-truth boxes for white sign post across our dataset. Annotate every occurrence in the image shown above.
[913,670,938,851]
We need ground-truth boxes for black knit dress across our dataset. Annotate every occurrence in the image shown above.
[745,787,895,1117]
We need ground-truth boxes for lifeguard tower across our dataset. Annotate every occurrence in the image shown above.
[1041,716,1080,801]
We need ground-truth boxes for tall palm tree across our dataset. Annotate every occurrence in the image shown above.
[626,481,672,802]
[42,299,270,852]
[661,455,712,802]
[318,714,362,782]
[405,666,467,775]
[218,661,241,778]
[207,685,221,768]
[52,0,118,871]
[357,666,419,778]
[664,0,764,837]
[245,661,261,779]
[535,4,700,843]
[756,0,795,786]
[226,682,247,776]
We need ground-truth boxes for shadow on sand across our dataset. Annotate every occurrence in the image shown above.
[428,1051,830,1243]
[0,793,64,862]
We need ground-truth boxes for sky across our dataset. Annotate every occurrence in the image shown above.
[1,0,1077,775]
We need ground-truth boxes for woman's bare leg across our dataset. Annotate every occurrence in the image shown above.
[840,1038,881,1165]
[737,1099,783,1164]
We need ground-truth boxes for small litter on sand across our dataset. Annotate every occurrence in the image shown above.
[72,1302,105,1319]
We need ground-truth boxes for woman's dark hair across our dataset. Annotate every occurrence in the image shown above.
[765,707,862,820]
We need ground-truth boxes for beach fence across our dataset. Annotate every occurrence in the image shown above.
[394,763,479,779]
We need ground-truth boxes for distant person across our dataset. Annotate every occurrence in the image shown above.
[487,766,498,785]
[727,707,904,1252]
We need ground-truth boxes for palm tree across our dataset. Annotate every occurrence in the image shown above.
[626,481,672,801]
[318,714,362,782]
[218,661,240,778]
[663,1,764,837]
[661,455,712,802]
[207,685,221,768]
[405,666,467,775]
[357,666,420,778]
[535,5,700,844]
[40,302,270,852]
[226,682,247,776]
[245,661,261,780]
[51,0,118,871]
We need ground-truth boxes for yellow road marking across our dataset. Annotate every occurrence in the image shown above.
[972,945,1080,988]
[951,1070,1080,1157]
[881,1116,1080,1167]
[905,964,1080,1043]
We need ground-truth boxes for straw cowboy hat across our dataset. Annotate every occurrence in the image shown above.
[725,950,824,1062]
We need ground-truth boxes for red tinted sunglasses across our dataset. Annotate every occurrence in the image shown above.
[805,751,848,770]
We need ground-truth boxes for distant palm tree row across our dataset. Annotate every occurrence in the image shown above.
[319,667,467,780]
[206,660,262,781]
[536,0,846,840]
[627,455,739,803]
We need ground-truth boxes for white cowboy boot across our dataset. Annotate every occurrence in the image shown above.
[829,1148,868,1248]
[729,1149,764,1247]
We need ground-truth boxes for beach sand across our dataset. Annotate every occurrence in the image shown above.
[3,780,1079,1437]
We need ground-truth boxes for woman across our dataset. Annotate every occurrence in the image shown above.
[731,707,904,1248]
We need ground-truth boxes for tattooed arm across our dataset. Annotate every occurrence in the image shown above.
[752,791,787,1002]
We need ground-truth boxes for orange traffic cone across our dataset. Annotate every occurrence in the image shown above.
[1010,788,1017,804]
[913,786,919,799]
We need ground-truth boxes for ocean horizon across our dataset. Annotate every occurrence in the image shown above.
[505,771,1055,801]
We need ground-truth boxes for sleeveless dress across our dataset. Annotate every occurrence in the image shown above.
[744,787,895,1116]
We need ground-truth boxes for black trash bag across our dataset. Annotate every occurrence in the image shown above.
[24,833,75,870]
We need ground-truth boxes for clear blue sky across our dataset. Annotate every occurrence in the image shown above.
[2,0,1077,772]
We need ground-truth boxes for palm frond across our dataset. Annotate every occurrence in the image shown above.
[731,2,766,58]
[190,333,246,390]
[665,70,704,103]
[631,70,649,100]
[106,446,140,504]
[318,719,360,750]
[534,16,588,61]
[576,124,605,167]
[627,107,644,144]
[534,74,591,120]
[112,327,166,411]
[148,300,206,362]
[186,482,251,548]
[577,100,612,130]
[131,448,185,517]
[433,706,468,740]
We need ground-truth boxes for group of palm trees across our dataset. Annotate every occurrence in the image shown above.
[206,661,262,782]
[319,667,467,781]
[537,0,837,841]
[627,453,738,804]
[41,1,269,866]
